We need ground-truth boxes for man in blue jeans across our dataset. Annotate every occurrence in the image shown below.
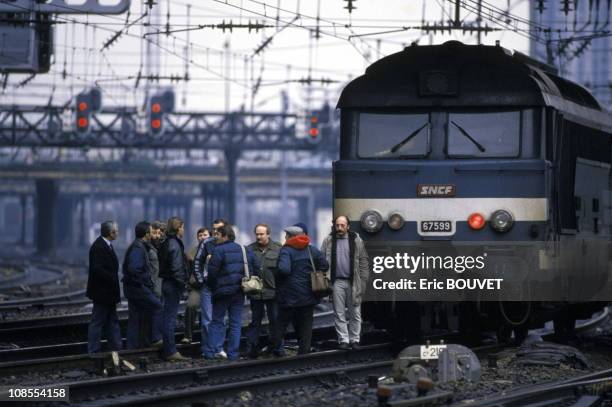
[158,216,190,361]
[204,224,259,360]
[193,218,227,357]
[122,221,163,349]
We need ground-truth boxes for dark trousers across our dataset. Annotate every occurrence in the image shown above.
[184,304,197,340]
[162,279,184,356]
[87,302,123,354]
[247,299,280,352]
[273,305,314,355]
[125,285,163,350]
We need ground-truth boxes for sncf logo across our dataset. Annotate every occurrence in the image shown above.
[417,184,456,197]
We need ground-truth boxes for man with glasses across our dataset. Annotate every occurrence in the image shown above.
[193,218,228,357]
[86,220,123,354]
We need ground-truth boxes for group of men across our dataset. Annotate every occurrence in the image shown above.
[86,215,369,361]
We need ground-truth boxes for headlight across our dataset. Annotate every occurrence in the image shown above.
[490,209,513,232]
[387,212,405,230]
[360,210,383,233]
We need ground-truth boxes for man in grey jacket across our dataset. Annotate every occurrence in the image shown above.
[320,215,369,349]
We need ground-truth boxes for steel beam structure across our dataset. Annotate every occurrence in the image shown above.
[0,106,336,151]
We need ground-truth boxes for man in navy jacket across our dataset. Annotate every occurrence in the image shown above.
[204,224,259,360]
[272,223,329,355]
[122,221,163,349]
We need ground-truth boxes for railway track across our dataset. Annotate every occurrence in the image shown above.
[2,343,396,407]
[469,367,612,406]
[0,311,339,373]
[0,264,66,294]
[0,289,88,313]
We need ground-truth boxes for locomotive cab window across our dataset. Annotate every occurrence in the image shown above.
[446,111,521,158]
[357,113,430,158]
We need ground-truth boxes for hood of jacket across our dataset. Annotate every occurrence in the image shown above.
[285,235,310,249]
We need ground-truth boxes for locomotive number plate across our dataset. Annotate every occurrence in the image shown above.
[420,344,447,360]
[420,221,452,232]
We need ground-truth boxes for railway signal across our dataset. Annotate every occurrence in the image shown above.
[147,89,175,135]
[308,114,320,139]
[75,88,101,135]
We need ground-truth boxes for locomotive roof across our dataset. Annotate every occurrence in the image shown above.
[337,41,612,132]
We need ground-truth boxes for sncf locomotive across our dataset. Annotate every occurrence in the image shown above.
[334,41,612,343]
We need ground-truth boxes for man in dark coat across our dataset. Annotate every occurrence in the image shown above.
[246,223,282,358]
[123,221,163,350]
[87,220,123,354]
[203,224,259,360]
[272,223,328,355]
[158,216,189,361]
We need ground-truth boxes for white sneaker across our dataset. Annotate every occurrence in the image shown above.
[214,351,228,359]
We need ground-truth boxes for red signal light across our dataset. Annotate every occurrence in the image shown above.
[151,103,162,113]
[78,102,88,112]
[309,127,319,137]
[468,213,485,230]
[77,117,88,128]
[151,119,162,129]
[310,116,318,124]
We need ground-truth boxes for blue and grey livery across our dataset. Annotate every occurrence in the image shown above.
[334,41,612,343]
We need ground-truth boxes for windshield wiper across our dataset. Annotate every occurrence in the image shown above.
[387,122,429,154]
[450,120,486,152]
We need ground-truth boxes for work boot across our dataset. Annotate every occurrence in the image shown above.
[166,352,190,361]
[338,342,350,350]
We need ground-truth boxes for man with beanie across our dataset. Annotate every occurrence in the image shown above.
[320,215,369,349]
[272,223,328,355]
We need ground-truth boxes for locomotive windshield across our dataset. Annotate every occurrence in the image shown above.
[447,111,520,157]
[357,110,522,159]
[358,113,429,158]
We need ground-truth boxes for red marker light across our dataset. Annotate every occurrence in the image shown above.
[151,103,162,113]
[309,127,319,137]
[77,117,88,128]
[468,213,485,230]
[78,102,88,112]
[151,119,162,129]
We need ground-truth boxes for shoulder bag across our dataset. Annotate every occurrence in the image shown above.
[308,247,332,298]
[240,245,263,295]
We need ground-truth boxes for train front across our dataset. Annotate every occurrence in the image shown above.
[333,42,572,338]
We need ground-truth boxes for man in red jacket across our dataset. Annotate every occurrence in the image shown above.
[272,223,329,355]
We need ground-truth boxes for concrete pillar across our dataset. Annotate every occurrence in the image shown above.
[20,194,26,245]
[35,179,58,255]
[224,148,240,224]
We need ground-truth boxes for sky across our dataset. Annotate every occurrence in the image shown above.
[3,0,531,113]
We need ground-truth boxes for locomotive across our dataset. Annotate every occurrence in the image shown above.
[333,41,612,343]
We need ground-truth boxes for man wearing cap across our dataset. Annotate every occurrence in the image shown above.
[272,223,329,355]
